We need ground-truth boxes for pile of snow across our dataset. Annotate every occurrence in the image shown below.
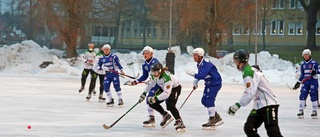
[0,40,297,84]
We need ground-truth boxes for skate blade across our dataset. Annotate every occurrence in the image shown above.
[99,100,106,102]
[176,128,187,132]
[202,126,216,130]
[143,124,156,128]
[118,105,124,108]
[106,104,114,107]
[161,117,174,129]
[311,116,318,119]
[298,116,304,119]
[214,121,224,127]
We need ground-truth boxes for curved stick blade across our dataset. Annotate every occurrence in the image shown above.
[103,124,111,129]
[286,83,294,90]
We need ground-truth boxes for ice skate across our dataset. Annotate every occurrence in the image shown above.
[202,117,216,130]
[311,110,318,119]
[174,119,187,132]
[214,112,224,127]
[297,109,304,119]
[106,98,114,107]
[143,115,156,127]
[79,86,84,93]
[86,94,91,100]
[98,94,106,102]
[160,113,174,129]
[118,99,124,107]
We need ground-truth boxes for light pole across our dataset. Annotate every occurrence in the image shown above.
[165,0,175,74]
[255,0,258,65]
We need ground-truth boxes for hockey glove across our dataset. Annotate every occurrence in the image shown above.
[119,69,125,75]
[193,79,199,90]
[311,70,317,76]
[147,96,157,104]
[138,92,147,103]
[227,103,241,116]
[186,70,195,77]
[293,81,301,90]
[129,80,138,86]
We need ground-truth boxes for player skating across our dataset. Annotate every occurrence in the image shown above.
[79,43,96,93]
[227,49,283,137]
[127,46,160,127]
[293,49,319,119]
[138,62,186,132]
[97,44,125,107]
[187,47,223,130]
[86,44,106,101]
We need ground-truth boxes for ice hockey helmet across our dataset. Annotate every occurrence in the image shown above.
[233,49,249,63]
[142,46,154,53]
[302,49,311,56]
[192,48,205,56]
[150,62,163,72]
[103,44,111,50]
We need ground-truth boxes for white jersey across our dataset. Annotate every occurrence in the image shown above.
[239,65,279,110]
[144,71,180,101]
[93,51,105,75]
[81,49,96,69]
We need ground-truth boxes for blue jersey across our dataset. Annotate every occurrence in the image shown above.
[299,59,319,82]
[98,53,123,73]
[137,57,159,82]
[194,58,222,87]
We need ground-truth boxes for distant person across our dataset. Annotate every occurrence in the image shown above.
[127,46,160,127]
[86,44,106,101]
[97,44,125,107]
[138,62,186,132]
[227,49,283,137]
[186,47,223,129]
[293,49,319,119]
[79,43,96,93]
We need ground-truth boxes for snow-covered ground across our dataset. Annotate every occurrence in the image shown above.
[0,40,318,136]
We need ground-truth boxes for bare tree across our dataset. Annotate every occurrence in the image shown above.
[4,0,45,43]
[38,0,92,58]
[179,0,250,57]
[299,0,320,49]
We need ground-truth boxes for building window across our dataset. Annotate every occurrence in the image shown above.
[93,26,103,36]
[288,23,295,35]
[272,0,285,9]
[101,26,108,36]
[133,21,140,38]
[233,26,241,35]
[316,20,320,35]
[296,22,303,35]
[270,20,284,35]
[146,22,157,38]
[243,26,249,35]
[290,0,296,9]
[121,20,131,38]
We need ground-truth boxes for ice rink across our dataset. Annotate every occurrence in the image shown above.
[0,74,319,137]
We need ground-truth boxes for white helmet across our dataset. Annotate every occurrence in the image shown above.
[192,48,205,56]
[103,44,111,50]
[302,49,311,56]
[142,46,154,53]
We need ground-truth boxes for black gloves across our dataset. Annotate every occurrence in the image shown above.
[293,81,301,90]
[311,70,317,76]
